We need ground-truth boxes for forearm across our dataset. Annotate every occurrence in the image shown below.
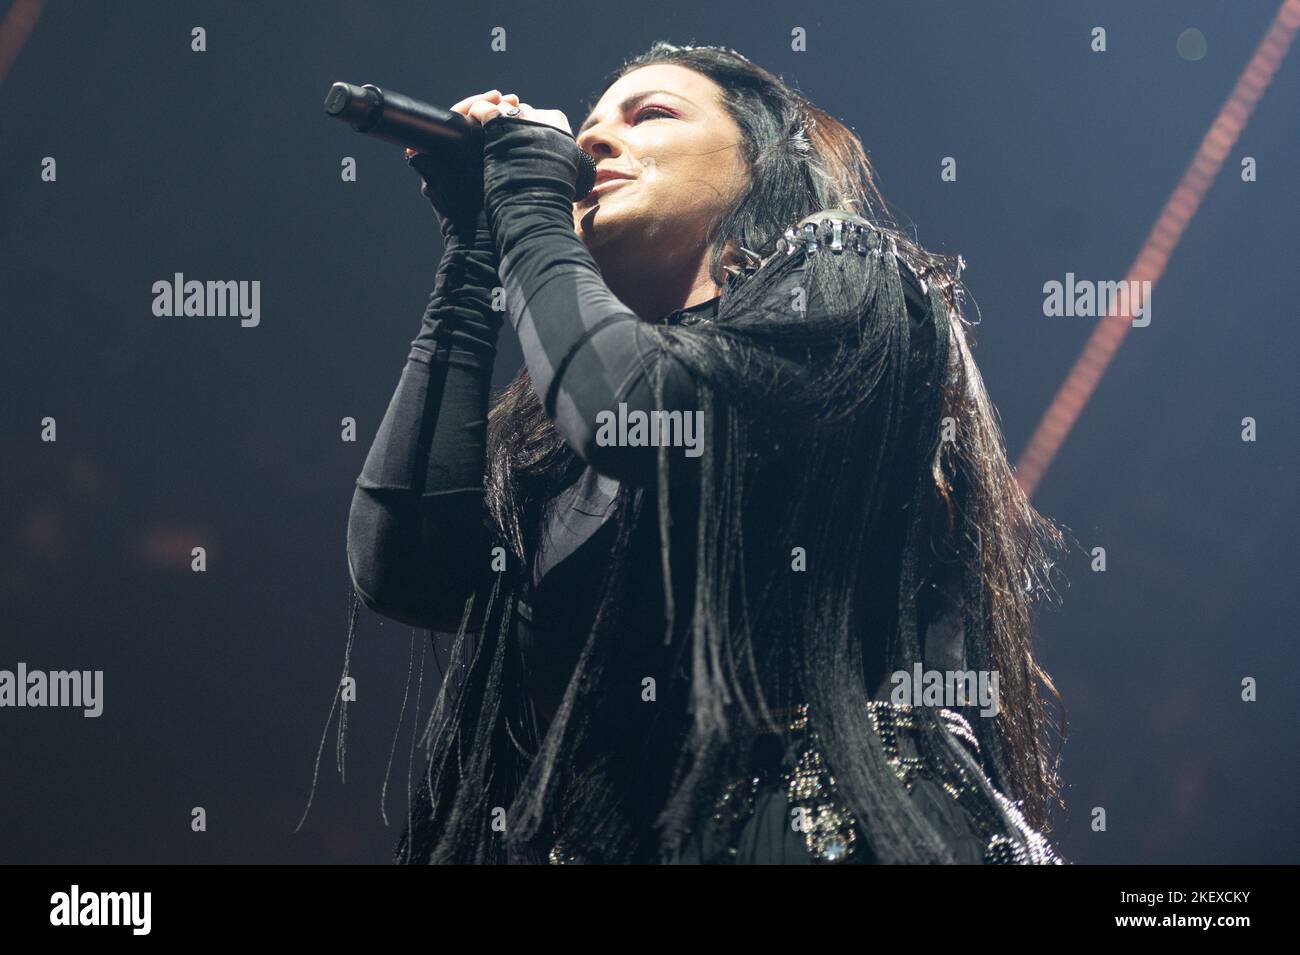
[347,221,502,629]
[481,117,704,485]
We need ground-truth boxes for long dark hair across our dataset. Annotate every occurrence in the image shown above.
[396,42,1067,864]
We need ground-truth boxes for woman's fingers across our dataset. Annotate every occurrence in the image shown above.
[465,98,500,125]
[451,89,499,113]
[449,90,518,117]
[405,92,520,157]
[464,96,545,128]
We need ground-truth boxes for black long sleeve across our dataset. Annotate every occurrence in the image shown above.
[346,117,819,628]
[481,116,717,488]
[346,209,503,631]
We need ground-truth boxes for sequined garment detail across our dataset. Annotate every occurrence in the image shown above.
[548,700,1064,865]
[694,701,1064,866]
[781,705,859,862]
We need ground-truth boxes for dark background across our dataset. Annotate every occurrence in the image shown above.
[2,0,1296,864]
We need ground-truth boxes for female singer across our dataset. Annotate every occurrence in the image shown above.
[344,42,1068,864]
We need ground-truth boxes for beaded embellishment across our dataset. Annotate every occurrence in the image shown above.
[547,844,578,865]
[781,704,859,862]
[697,700,1063,866]
[865,701,1063,865]
[547,702,1061,865]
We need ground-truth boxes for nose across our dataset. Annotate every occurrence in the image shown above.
[576,120,621,161]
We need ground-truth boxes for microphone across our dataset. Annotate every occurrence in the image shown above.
[323,82,598,199]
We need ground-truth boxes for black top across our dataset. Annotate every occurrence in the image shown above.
[515,291,724,725]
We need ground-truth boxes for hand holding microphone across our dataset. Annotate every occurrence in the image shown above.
[462,96,574,138]
[404,90,518,237]
[323,82,598,237]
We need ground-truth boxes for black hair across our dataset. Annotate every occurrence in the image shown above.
[364,42,1067,864]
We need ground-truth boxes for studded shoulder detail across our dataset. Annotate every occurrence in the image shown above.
[786,208,880,257]
[786,210,913,301]
[717,209,868,294]
[778,209,967,318]
[717,209,967,325]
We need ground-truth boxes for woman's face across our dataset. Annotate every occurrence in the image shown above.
[573,64,749,266]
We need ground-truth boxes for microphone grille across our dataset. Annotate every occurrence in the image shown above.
[575,151,598,200]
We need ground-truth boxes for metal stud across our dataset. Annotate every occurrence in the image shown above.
[801,222,819,255]
[854,225,870,256]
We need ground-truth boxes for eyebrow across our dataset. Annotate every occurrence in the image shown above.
[578,90,692,136]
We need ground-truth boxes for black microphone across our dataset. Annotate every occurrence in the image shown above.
[323,82,598,199]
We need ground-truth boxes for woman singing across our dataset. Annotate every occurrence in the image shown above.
[344,42,1068,864]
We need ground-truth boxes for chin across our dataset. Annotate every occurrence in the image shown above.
[575,203,618,246]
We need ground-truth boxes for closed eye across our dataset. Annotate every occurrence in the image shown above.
[631,105,675,124]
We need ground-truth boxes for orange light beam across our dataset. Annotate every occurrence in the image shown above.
[0,0,45,87]
[1015,0,1300,499]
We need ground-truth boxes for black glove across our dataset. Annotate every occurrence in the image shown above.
[406,139,502,362]
[406,139,490,249]
[481,116,585,216]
